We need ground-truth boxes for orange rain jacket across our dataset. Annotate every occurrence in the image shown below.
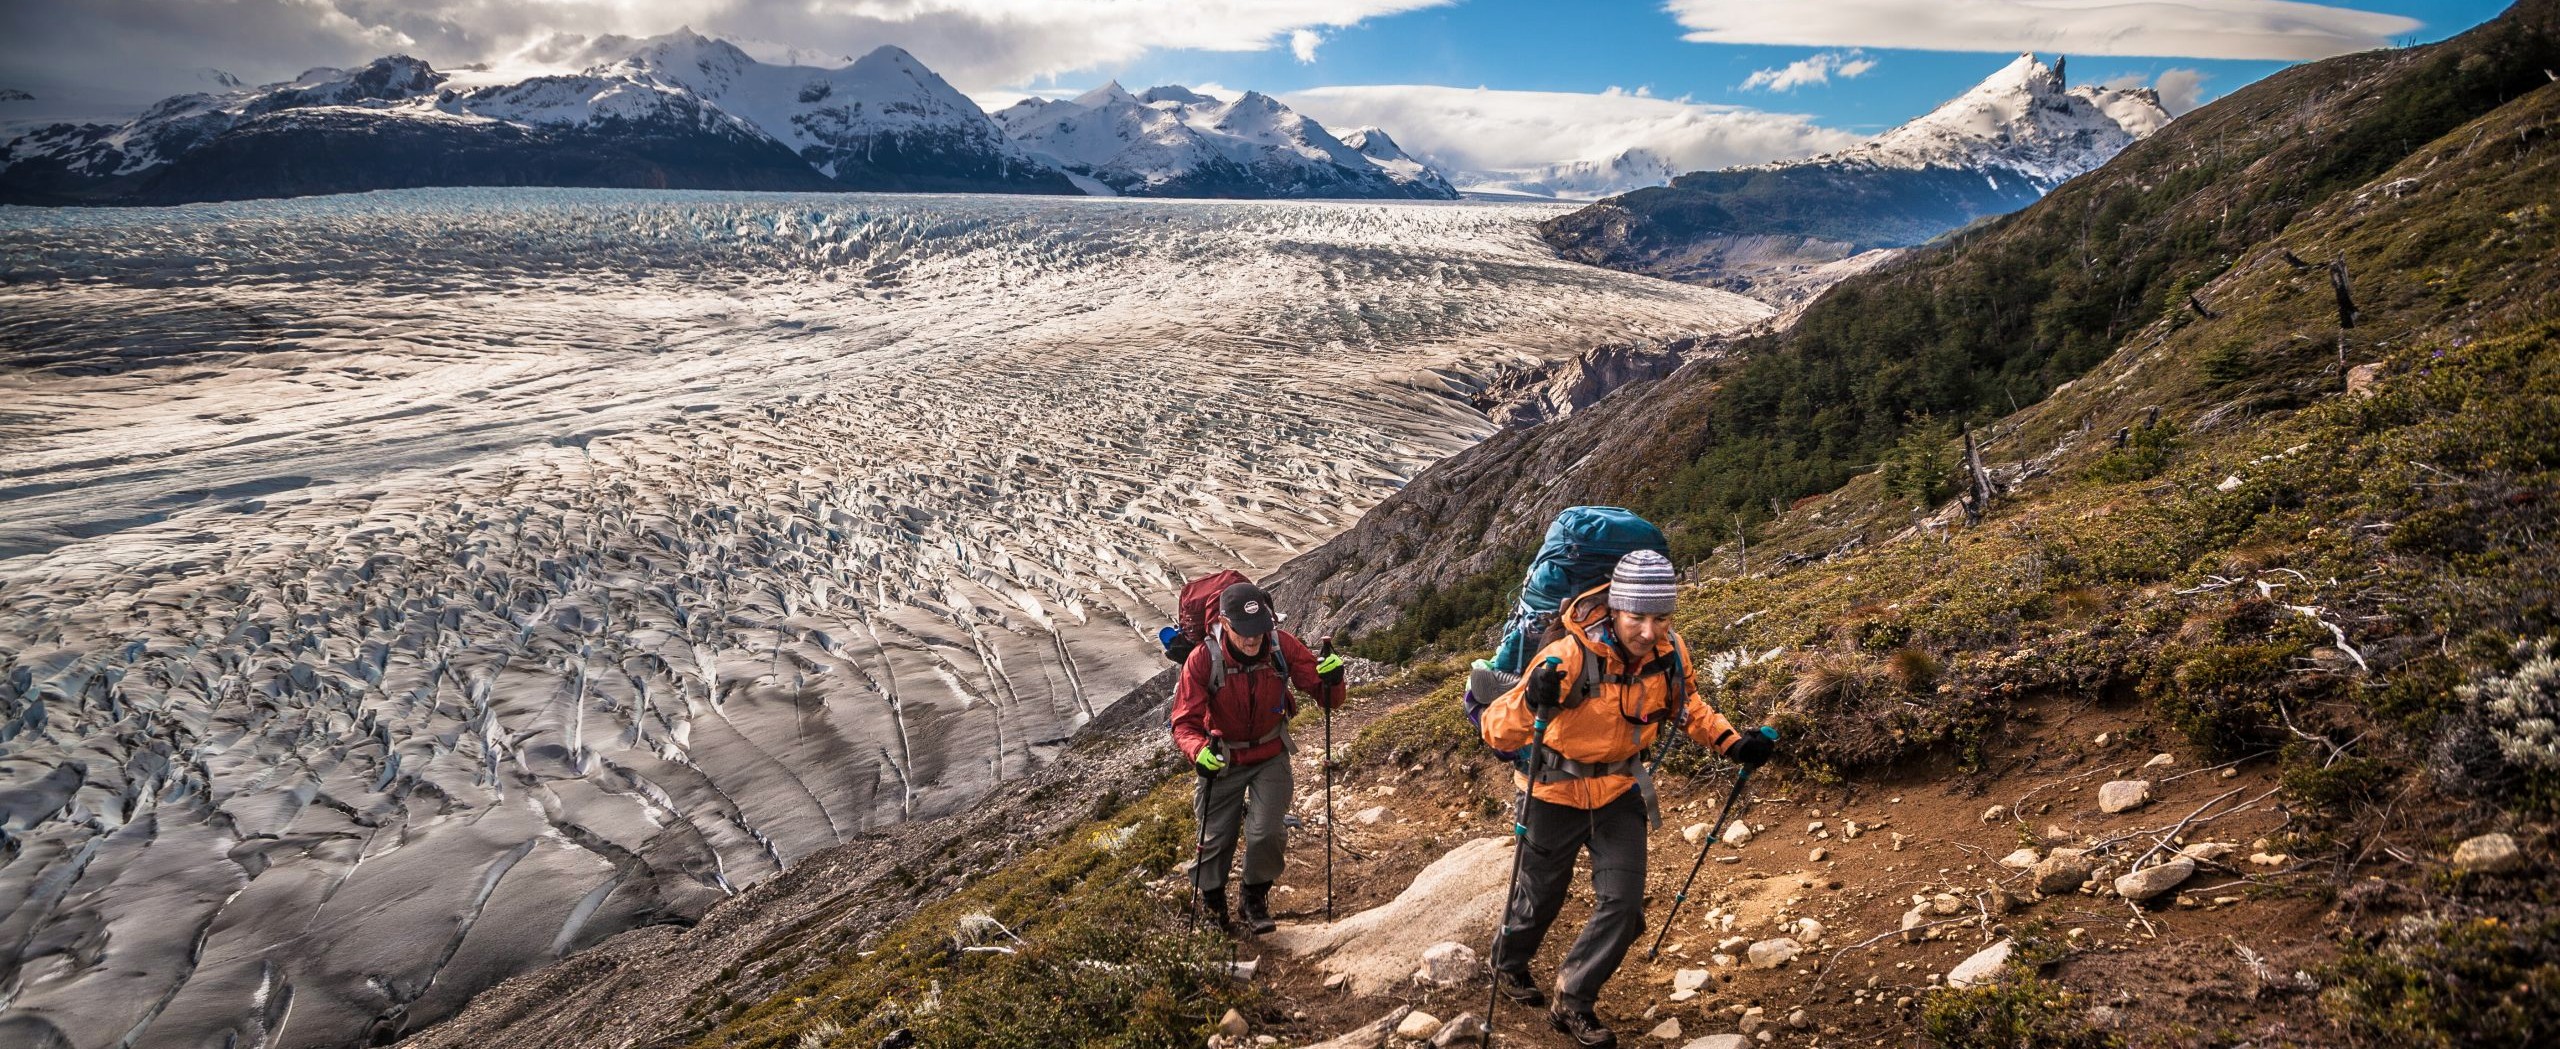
[1481,585,1746,809]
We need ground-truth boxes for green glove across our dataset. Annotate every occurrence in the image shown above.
[1196,749,1229,774]
[1316,652,1345,686]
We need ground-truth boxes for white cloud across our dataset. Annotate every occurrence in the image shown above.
[1663,0,2422,61]
[2153,68,2209,114]
[2099,67,2212,115]
[1740,50,1878,92]
[0,0,1451,110]
[1291,28,1324,63]
[1281,83,1863,176]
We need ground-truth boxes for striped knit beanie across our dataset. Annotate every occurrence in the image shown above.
[1606,549,1679,614]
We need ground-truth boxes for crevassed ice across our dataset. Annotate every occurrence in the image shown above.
[0,188,1768,1049]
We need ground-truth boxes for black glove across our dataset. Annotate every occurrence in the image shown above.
[1729,727,1777,766]
[1164,635,1197,665]
[1525,662,1565,721]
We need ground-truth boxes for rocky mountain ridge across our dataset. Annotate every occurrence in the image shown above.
[1538,53,2170,305]
[0,30,1463,204]
[993,83,1455,199]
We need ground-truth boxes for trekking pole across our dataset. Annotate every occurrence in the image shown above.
[1320,635,1337,924]
[1644,726,1778,962]
[1484,656,1561,1047]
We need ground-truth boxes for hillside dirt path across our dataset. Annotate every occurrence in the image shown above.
[1229,683,2319,1047]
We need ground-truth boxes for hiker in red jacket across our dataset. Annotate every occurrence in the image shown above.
[1170,581,1346,933]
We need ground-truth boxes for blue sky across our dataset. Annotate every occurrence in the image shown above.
[1077,0,2509,133]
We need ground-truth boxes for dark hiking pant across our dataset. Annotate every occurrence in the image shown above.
[1492,788,1649,1012]
[1191,753,1292,893]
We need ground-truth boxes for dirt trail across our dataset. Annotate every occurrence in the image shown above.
[1226,685,2320,1047]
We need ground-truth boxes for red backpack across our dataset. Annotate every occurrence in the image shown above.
[1175,570,1252,653]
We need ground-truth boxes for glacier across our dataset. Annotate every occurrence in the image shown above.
[0,188,1767,1048]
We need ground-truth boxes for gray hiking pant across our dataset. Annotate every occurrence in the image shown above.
[1191,753,1293,894]
[1492,789,1649,1012]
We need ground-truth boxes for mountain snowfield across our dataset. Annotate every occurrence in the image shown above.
[993,82,1455,199]
[0,29,1464,204]
[1454,147,1682,200]
[1539,53,2173,304]
[0,189,1766,1048]
[1768,52,2168,189]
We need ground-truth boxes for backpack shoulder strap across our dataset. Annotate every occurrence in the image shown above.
[1206,625,1231,693]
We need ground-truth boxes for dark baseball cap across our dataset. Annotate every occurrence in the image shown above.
[1219,582,1276,637]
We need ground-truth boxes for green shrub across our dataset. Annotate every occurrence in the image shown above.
[2321,916,2560,1048]
[1919,968,2122,1049]
[2084,421,2185,483]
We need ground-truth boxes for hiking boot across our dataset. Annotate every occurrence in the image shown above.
[1195,885,1233,933]
[1548,1006,1616,1048]
[1238,881,1277,935]
[1491,967,1547,1006]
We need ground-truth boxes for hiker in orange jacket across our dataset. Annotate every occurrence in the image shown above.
[1480,549,1776,1048]
[1170,581,1347,934]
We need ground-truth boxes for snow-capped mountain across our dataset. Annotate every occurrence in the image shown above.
[1775,52,2167,189]
[993,82,1455,199]
[0,30,1075,203]
[1455,148,1679,200]
[1338,126,1459,196]
[1541,53,2171,303]
[563,29,1071,192]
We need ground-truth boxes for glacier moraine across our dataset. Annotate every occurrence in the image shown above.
[0,188,1767,1048]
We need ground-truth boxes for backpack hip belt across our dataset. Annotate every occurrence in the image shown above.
[1211,722,1293,765]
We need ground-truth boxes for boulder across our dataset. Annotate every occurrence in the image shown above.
[1300,1007,1411,1049]
[1264,837,1513,996]
[2453,832,2526,874]
[1945,939,2014,988]
[1394,1011,1442,1042]
[2032,848,2095,894]
[1746,937,1803,969]
[2098,780,2153,813]
[2114,857,2196,901]
[1414,942,1477,988]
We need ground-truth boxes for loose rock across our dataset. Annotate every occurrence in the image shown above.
[1947,940,2014,988]
[1723,822,1754,847]
[1982,804,2009,823]
[1355,806,1387,825]
[2144,753,2176,768]
[1648,1017,1683,1040]
[2453,833,2526,874]
[2180,842,2237,863]
[1683,822,1712,844]
[2114,857,2197,901]
[1393,1011,1442,1042]
[1999,848,2041,869]
[1429,1014,1487,1048]
[2098,780,2153,814]
[1220,1008,1249,1038]
[1674,968,1713,993]
[1737,1007,1770,1035]
[1414,942,1477,988]
[1746,938,1804,969]
[1301,1007,1411,1049]
[1681,1037,1750,1049]
[2033,849,2095,894]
